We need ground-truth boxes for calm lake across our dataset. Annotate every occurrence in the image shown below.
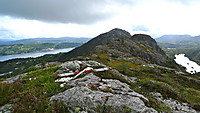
[0,48,74,62]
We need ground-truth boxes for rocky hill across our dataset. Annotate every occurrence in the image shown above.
[1,28,200,113]
[56,28,168,65]
[55,28,132,61]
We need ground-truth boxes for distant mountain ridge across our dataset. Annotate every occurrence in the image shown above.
[0,37,91,45]
[0,39,15,42]
[156,35,192,44]
[192,35,200,40]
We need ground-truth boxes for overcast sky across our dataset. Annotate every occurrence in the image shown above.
[0,0,200,39]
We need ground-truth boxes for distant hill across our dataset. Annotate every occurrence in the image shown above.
[156,35,192,44]
[192,35,200,41]
[0,37,91,45]
[155,34,200,48]
[0,43,82,56]
[156,35,200,46]
[0,39,15,42]
[0,39,15,45]
[156,35,200,64]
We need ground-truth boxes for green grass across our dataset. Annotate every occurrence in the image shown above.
[0,65,72,112]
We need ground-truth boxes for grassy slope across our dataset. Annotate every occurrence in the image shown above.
[0,66,72,112]
[0,43,200,112]
[0,53,200,112]
[86,51,200,111]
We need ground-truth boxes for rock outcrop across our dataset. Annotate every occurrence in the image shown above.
[131,34,166,55]
[1,73,27,84]
[93,38,167,65]
[0,104,13,113]
[151,92,197,113]
[51,74,157,113]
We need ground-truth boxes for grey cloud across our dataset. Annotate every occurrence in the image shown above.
[0,0,115,24]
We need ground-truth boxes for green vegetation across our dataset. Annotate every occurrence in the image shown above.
[0,66,71,112]
[0,37,90,45]
[0,42,82,56]
[1,50,200,112]
[87,52,200,111]
[162,47,200,64]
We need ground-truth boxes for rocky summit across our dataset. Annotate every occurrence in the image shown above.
[65,28,170,66]
[1,28,200,113]
[56,28,132,62]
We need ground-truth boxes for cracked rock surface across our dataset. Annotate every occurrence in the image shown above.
[51,74,157,113]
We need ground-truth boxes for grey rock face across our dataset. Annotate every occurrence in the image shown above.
[60,61,81,71]
[109,69,138,83]
[51,74,157,113]
[151,92,197,113]
[56,60,108,74]
[0,104,13,113]
[131,34,166,55]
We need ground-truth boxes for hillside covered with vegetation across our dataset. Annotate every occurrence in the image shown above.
[0,43,81,56]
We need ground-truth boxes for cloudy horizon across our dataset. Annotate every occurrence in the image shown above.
[0,0,200,39]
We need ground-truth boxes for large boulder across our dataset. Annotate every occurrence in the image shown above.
[51,74,157,113]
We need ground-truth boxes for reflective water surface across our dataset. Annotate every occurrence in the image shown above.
[0,48,74,62]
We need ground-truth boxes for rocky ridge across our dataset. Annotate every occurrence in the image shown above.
[57,28,167,65]
[56,28,132,62]
[49,60,197,113]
